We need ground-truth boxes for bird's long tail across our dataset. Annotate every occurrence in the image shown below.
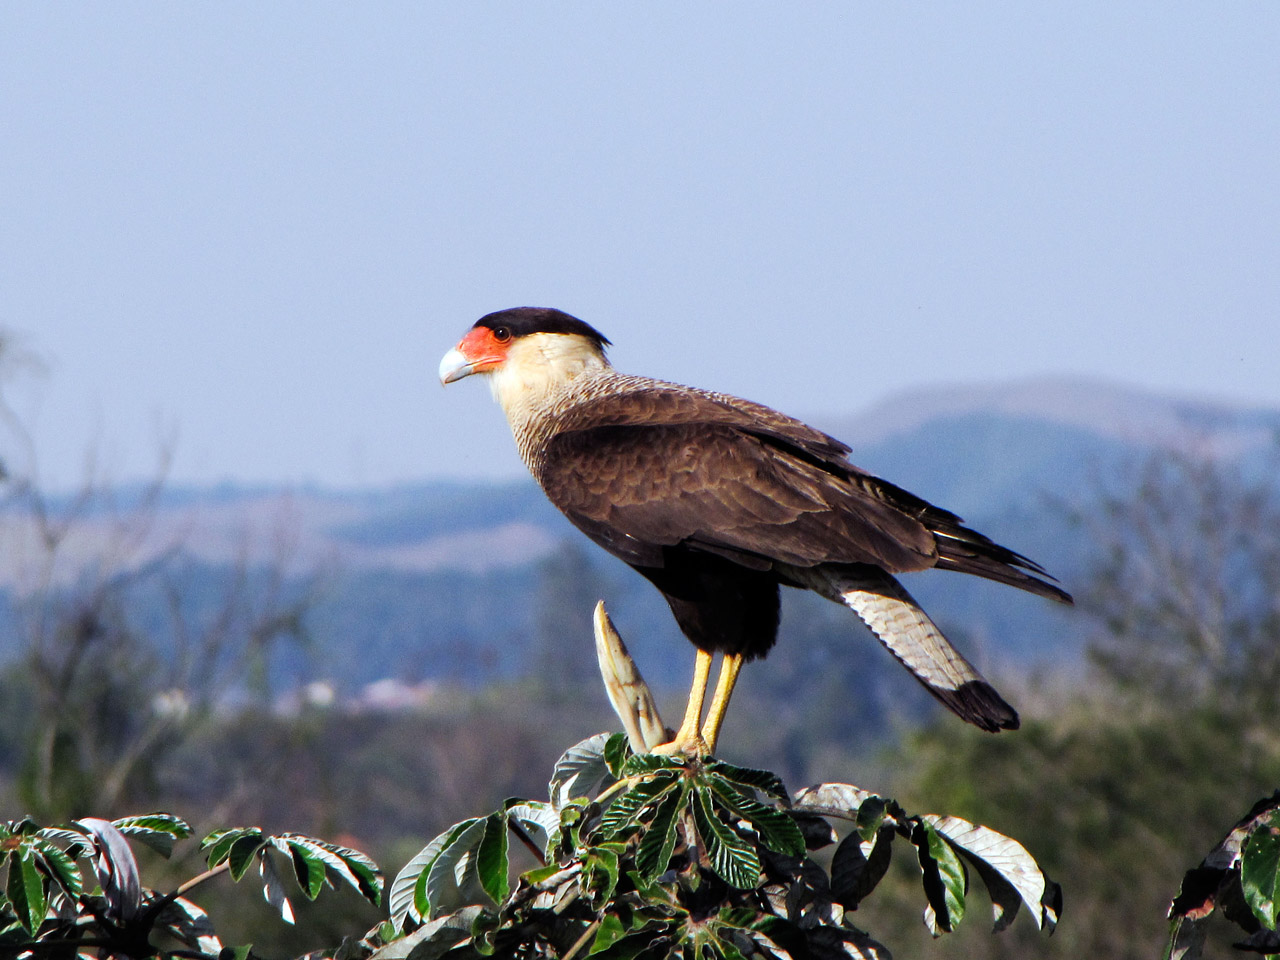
[780,563,1019,732]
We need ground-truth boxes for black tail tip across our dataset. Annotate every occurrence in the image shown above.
[938,680,1020,732]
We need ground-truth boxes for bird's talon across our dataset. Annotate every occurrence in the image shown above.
[649,734,709,757]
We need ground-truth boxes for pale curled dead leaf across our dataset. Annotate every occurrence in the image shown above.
[594,600,668,752]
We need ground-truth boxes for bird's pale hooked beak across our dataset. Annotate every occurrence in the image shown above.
[438,346,475,385]
[440,326,510,385]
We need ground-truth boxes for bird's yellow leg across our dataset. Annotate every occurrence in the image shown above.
[699,652,745,754]
[651,648,713,755]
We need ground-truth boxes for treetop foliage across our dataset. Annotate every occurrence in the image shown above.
[2,731,1066,960]
[1166,791,1280,959]
[0,812,382,959]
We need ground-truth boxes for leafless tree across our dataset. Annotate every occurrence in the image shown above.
[1070,442,1280,718]
[0,330,319,820]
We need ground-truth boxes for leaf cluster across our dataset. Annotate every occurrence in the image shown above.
[0,813,383,959]
[375,733,1059,959]
[0,736,1060,959]
[1166,791,1280,958]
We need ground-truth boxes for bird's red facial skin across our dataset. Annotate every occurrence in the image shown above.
[455,325,512,373]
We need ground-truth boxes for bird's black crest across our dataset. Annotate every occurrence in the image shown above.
[475,307,612,349]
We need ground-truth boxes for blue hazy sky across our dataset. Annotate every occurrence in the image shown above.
[3,4,1277,490]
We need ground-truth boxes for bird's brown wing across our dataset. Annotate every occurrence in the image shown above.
[539,384,1071,603]
[538,395,940,575]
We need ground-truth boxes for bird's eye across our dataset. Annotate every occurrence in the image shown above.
[492,326,512,343]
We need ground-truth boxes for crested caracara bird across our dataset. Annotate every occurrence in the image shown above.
[439,307,1072,755]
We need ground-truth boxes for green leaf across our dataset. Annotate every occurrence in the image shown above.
[791,813,838,851]
[392,821,478,929]
[476,813,510,905]
[424,818,491,916]
[604,733,631,777]
[590,913,627,954]
[293,844,330,901]
[711,933,750,960]
[750,915,808,958]
[272,838,326,900]
[203,828,261,868]
[6,846,48,935]
[707,777,804,858]
[635,783,688,881]
[620,753,686,777]
[37,826,94,859]
[584,845,622,903]
[809,925,893,959]
[114,812,193,835]
[505,801,559,861]
[520,863,563,886]
[831,825,894,910]
[77,818,143,922]
[470,907,500,956]
[717,907,758,927]
[200,830,234,865]
[691,787,760,889]
[1165,913,1208,960]
[791,783,885,823]
[112,813,193,858]
[557,804,586,856]
[856,796,888,843]
[154,895,223,956]
[33,838,83,900]
[275,837,362,902]
[598,774,680,838]
[707,762,789,803]
[549,733,615,808]
[624,869,681,909]
[325,841,383,905]
[282,836,382,905]
[589,930,669,960]
[260,850,296,924]
[1243,813,1280,930]
[369,905,484,960]
[915,822,967,935]
[227,833,268,882]
[924,814,1052,932]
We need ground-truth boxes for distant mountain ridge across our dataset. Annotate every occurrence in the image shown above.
[822,375,1280,454]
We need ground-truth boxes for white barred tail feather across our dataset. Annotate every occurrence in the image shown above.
[781,563,1019,731]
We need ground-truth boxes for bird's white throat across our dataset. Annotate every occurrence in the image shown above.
[488,332,612,430]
